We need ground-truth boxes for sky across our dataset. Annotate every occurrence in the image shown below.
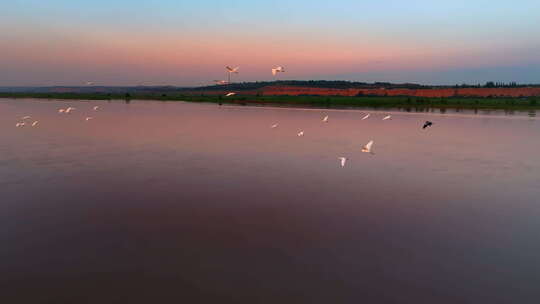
[1,0,539,86]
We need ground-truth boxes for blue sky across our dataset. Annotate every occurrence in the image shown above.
[1,0,539,85]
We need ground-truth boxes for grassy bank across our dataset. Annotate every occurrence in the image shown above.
[1,92,539,110]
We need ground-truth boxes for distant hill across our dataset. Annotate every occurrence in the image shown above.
[0,81,423,93]
[2,81,539,97]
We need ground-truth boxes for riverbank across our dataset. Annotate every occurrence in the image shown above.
[1,92,539,110]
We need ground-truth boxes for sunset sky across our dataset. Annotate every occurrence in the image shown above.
[1,0,539,86]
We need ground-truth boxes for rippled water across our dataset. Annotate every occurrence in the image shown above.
[1,98,540,303]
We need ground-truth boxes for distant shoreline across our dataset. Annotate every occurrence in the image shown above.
[1,92,539,110]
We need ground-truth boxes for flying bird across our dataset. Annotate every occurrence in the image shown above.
[31,121,39,127]
[15,122,25,127]
[382,115,392,121]
[85,81,94,86]
[225,66,239,83]
[361,114,370,120]
[58,108,65,113]
[213,80,229,85]
[65,107,76,113]
[361,140,374,154]
[21,116,31,120]
[93,106,99,111]
[226,66,239,74]
[297,131,304,137]
[322,115,329,123]
[271,66,285,76]
[338,157,347,167]
[270,123,279,129]
[85,117,93,121]
[422,121,433,129]
[225,92,236,97]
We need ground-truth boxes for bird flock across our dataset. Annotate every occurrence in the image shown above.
[13,99,434,168]
[15,116,37,128]
[15,105,100,128]
[220,64,430,168]
[269,113,433,167]
[15,69,435,170]
[220,65,287,97]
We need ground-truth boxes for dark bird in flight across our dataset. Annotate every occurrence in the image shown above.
[422,121,433,129]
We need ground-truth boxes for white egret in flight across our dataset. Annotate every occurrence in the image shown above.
[323,115,329,123]
[270,123,279,129]
[361,140,374,154]
[31,121,39,127]
[225,92,236,97]
[382,115,392,120]
[85,117,93,121]
[361,114,370,120]
[338,157,347,167]
[271,66,285,76]
[297,131,304,137]
[93,106,99,111]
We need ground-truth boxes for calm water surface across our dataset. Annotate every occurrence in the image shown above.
[1,98,540,303]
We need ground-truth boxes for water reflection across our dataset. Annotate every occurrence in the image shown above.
[1,98,539,303]
[505,109,515,115]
